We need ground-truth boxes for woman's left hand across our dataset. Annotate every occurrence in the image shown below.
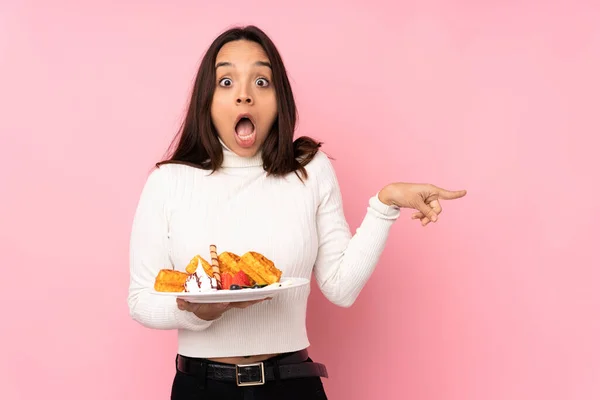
[378,182,467,226]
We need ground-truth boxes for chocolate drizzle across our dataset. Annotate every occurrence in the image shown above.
[184,272,201,292]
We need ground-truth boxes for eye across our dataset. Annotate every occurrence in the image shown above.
[219,78,232,87]
[256,78,269,87]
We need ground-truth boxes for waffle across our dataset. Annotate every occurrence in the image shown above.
[153,269,188,292]
[217,251,242,275]
[238,251,282,285]
[185,255,213,276]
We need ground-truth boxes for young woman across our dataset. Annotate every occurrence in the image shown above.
[128,25,466,400]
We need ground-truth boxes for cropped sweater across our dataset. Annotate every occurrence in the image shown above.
[128,144,400,357]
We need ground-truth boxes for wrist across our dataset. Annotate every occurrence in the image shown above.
[378,185,394,206]
[193,311,222,321]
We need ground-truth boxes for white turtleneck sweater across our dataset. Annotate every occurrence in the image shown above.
[128,144,401,358]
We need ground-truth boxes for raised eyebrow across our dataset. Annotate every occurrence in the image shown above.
[215,61,233,69]
[215,61,272,69]
[254,61,272,69]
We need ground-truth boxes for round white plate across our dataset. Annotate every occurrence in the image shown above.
[151,277,309,303]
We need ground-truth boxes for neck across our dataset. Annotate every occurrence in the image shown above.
[219,138,263,168]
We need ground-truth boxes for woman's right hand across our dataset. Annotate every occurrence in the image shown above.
[176,298,269,321]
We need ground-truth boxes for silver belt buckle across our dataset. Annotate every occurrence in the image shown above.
[236,362,266,386]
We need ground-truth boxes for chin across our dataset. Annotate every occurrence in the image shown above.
[231,146,260,158]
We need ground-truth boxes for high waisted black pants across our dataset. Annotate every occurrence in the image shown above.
[170,356,328,400]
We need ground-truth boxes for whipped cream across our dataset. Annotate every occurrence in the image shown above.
[199,274,218,292]
[184,273,202,293]
[184,272,218,293]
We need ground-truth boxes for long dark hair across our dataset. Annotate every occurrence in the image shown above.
[157,25,321,180]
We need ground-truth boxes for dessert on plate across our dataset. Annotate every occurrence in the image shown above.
[153,245,283,293]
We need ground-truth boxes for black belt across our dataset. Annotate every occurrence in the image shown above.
[176,349,328,387]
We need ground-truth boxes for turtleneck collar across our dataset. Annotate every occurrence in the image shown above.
[219,137,263,168]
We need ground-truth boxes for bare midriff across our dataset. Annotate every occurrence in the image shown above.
[207,353,281,365]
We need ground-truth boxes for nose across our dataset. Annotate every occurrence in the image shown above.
[236,94,253,105]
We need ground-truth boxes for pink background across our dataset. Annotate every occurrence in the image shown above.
[1,1,599,399]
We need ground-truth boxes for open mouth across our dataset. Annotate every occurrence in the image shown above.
[234,114,257,148]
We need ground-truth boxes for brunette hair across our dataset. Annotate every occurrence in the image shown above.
[157,25,321,179]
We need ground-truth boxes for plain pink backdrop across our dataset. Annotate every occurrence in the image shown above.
[1,1,599,399]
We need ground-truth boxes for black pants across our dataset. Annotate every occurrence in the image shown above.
[170,356,328,400]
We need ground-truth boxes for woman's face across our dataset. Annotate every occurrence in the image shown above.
[211,40,277,158]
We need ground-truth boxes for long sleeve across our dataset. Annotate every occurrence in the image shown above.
[127,167,213,331]
[312,156,401,307]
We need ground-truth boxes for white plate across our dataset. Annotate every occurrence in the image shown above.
[151,277,309,303]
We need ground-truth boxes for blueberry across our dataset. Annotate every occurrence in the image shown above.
[230,284,241,290]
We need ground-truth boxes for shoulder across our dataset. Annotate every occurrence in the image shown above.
[142,162,208,193]
[145,163,177,186]
[152,162,209,181]
[303,150,336,178]
[299,150,341,198]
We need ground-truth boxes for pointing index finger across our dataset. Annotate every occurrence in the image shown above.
[436,188,467,200]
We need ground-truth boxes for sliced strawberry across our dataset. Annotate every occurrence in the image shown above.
[221,272,233,290]
[231,270,253,287]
